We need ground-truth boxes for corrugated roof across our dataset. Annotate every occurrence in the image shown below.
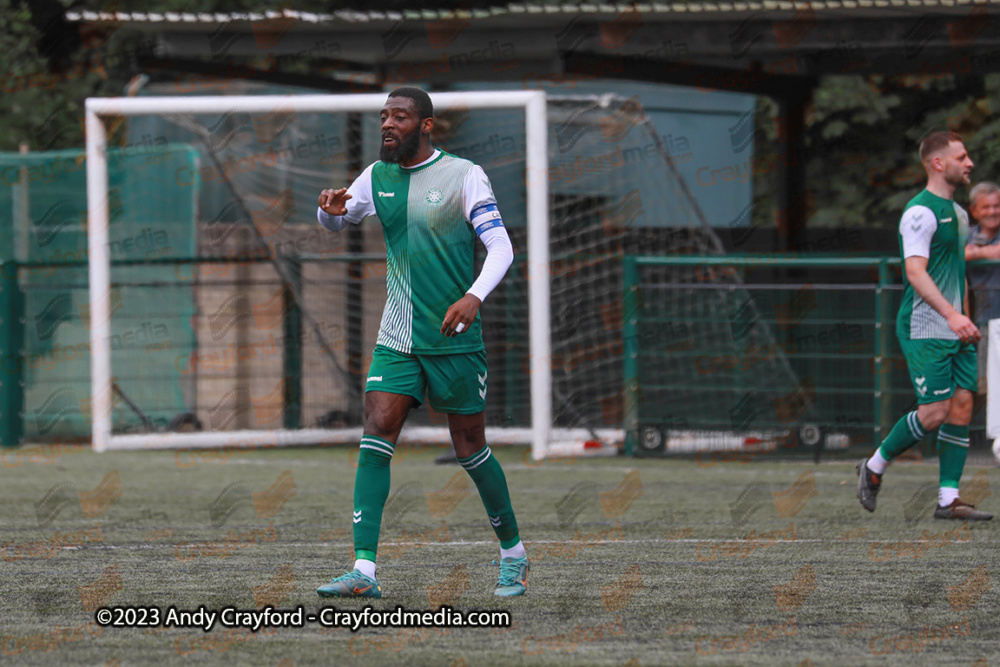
[65,0,998,24]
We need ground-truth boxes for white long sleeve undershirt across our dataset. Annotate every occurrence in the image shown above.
[467,224,513,303]
[317,154,513,302]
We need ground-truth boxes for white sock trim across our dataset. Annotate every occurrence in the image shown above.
[868,449,890,475]
[939,487,959,507]
[937,432,970,448]
[354,558,376,579]
[461,446,492,471]
[906,411,926,440]
[500,541,526,560]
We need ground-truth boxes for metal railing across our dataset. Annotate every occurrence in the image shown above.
[621,255,997,456]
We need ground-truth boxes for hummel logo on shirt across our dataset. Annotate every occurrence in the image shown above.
[378,192,395,197]
[940,217,954,223]
[368,376,383,382]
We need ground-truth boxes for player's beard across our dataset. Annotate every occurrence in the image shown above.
[944,169,971,188]
[943,161,971,188]
[380,128,421,164]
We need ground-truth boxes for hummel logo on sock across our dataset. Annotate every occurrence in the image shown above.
[353,510,362,524]
[489,515,501,527]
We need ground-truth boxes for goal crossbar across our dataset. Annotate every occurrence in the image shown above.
[85,91,552,457]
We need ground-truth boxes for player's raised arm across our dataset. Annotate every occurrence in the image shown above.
[318,188,351,215]
[441,165,514,337]
[316,163,377,231]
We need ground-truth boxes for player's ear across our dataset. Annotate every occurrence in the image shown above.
[421,116,434,136]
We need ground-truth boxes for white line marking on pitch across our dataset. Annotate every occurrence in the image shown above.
[84,536,1000,551]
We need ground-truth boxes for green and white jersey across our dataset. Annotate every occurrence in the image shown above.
[896,189,970,340]
[320,150,500,355]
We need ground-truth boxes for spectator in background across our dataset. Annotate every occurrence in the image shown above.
[964,181,1000,392]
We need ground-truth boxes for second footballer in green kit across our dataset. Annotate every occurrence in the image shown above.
[857,131,992,521]
[314,88,529,598]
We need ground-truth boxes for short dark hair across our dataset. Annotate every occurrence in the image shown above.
[386,87,433,120]
[919,131,964,161]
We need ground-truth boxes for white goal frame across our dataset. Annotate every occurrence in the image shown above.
[85,91,577,457]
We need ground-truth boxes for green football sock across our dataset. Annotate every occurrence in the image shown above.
[458,445,520,549]
[936,423,970,489]
[352,435,395,561]
[877,410,928,461]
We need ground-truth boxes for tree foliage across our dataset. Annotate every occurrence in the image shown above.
[0,0,137,151]
[5,0,1000,233]
[754,71,1000,231]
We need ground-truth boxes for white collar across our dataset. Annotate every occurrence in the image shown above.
[402,149,440,169]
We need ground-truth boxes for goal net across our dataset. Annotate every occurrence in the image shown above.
[75,87,786,458]
[83,90,555,455]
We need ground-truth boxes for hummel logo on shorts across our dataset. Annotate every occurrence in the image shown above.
[368,376,382,382]
[378,192,395,197]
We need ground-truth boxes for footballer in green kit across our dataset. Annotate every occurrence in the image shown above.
[857,131,991,521]
[314,88,529,598]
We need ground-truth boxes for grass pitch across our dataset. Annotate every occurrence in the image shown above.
[1,443,998,666]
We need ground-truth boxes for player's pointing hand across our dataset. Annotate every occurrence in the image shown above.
[318,188,352,216]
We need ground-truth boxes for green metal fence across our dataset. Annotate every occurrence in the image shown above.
[621,255,994,457]
[0,262,25,448]
[3,251,997,452]
[0,146,200,448]
[0,250,527,448]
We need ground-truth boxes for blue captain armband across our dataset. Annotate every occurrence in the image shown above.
[471,203,503,236]
[475,219,505,236]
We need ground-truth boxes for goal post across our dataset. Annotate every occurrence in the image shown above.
[85,91,553,455]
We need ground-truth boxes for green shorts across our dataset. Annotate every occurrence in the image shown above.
[365,345,487,414]
[898,337,977,404]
